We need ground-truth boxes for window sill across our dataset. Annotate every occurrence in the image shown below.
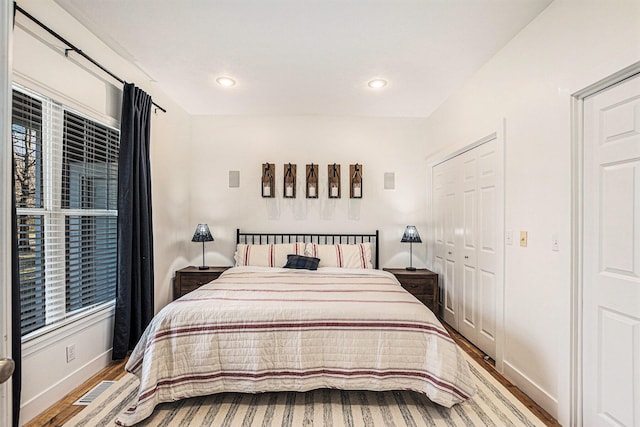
[22,301,115,356]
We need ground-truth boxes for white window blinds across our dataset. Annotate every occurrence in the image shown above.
[13,89,48,335]
[62,110,118,313]
[12,85,119,338]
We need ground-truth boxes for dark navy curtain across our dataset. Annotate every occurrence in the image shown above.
[112,83,154,360]
[12,156,22,427]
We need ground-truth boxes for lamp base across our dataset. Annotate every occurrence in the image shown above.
[405,266,417,271]
[198,265,210,270]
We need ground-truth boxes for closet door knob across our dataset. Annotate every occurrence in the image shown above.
[464,256,469,259]
[448,251,452,255]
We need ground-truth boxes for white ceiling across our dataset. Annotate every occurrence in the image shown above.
[53,0,552,117]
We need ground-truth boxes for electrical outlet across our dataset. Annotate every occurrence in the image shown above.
[552,233,559,251]
[520,231,528,247]
[66,344,76,363]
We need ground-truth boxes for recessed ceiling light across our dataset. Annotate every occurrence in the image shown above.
[368,79,388,89]
[216,76,236,87]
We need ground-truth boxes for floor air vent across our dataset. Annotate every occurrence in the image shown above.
[73,380,115,405]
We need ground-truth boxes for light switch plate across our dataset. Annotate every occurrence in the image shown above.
[384,172,395,190]
[506,230,513,245]
[552,233,559,251]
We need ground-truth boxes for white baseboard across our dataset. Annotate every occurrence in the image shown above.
[503,359,558,418]
[19,349,112,425]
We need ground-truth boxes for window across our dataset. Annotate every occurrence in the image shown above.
[12,86,119,338]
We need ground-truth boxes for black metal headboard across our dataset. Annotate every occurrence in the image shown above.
[236,229,380,269]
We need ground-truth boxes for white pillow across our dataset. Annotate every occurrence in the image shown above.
[235,242,306,267]
[305,242,373,269]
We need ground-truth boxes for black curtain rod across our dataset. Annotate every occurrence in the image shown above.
[14,3,167,113]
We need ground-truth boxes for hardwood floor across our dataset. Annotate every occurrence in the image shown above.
[24,359,128,427]
[26,328,561,427]
[443,323,561,427]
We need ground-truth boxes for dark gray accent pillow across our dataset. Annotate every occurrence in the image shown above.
[283,254,320,270]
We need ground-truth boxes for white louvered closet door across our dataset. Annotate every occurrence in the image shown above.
[583,73,640,427]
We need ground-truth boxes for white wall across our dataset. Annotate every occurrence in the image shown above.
[148,90,192,311]
[14,0,639,424]
[188,115,430,270]
[422,0,640,424]
[12,1,190,423]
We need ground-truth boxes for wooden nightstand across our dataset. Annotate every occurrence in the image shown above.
[383,268,439,315]
[174,266,231,300]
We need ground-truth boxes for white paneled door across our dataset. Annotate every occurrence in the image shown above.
[1,1,13,426]
[434,158,460,329]
[433,137,501,359]
[467,141,499,357]
[583,73,640,426]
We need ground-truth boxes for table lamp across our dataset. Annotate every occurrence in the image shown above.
[401,225,422,271]
[192,224,214,270]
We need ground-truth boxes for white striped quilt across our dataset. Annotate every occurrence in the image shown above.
[116,267,476,426]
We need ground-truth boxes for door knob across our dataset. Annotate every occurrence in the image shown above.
[0,358,15,384]
[465,256,469,259]
[448,252,452,255]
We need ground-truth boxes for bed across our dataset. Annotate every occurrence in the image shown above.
[115,231,476,426]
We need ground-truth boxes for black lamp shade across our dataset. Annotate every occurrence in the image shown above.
[401,225,422,243]
[192,224,214,242]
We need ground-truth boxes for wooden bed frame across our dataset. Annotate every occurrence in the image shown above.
[236,229,380,269]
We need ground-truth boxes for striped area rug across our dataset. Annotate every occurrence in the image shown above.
[64,354,546,427]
